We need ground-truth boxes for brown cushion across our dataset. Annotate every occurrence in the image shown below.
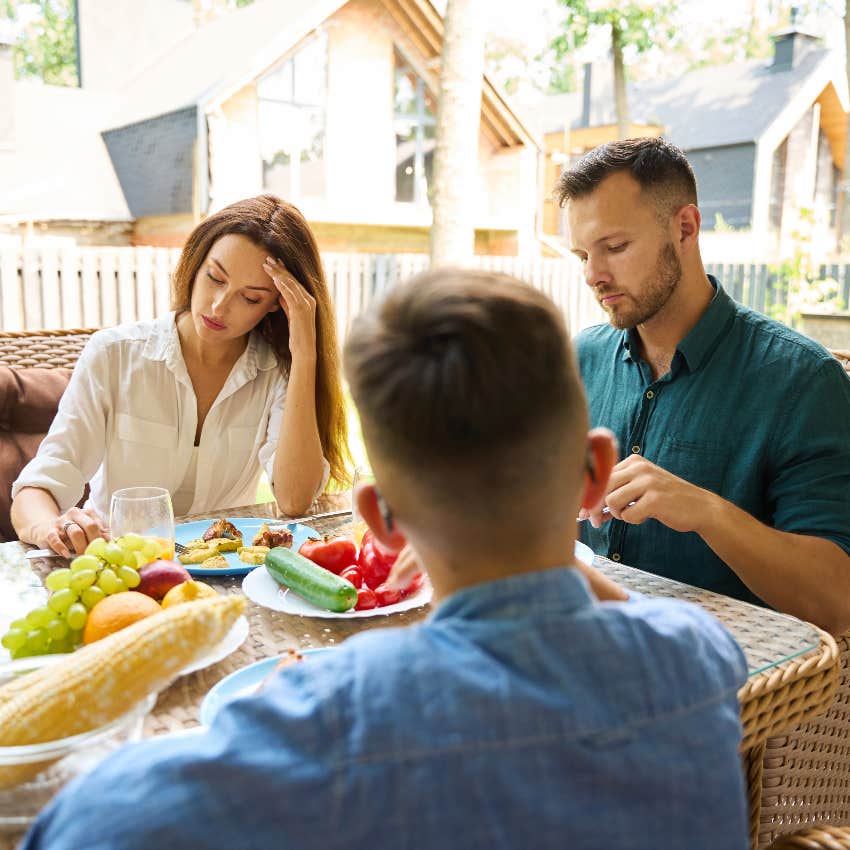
[0,367,73,542]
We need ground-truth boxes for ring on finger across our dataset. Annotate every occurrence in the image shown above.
[62,520,77,535]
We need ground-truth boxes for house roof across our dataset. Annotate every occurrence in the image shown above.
[0,82,130,222]
[515,40,844,152]
[106,0,535,149]
[106,0,342,130]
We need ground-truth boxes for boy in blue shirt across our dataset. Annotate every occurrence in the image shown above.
[23,269,748,850]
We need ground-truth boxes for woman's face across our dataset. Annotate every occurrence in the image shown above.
[189,234,280,342]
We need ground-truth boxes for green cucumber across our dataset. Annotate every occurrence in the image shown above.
[265,547,358,612]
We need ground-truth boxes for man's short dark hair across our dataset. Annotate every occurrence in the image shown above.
[343,269,587,503]
[555,137,698,220]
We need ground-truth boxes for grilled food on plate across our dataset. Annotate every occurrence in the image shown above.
[238,545,270,565]
[252,523,294,549]
[203,519,242,543]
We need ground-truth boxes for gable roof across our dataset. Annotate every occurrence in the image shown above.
[105,0,535,149]
[515,42,843,152]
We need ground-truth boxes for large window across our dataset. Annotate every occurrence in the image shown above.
[393,49,436,204]
[258,34,327,199]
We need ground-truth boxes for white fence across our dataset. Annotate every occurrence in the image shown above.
[0,236,605,336]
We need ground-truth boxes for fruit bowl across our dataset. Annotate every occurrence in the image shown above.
[0,656,155,833]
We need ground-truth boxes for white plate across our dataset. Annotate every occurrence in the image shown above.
[242,566,433,619]
[180,614,249,675]
[199,648,334,725]
[574,539,595,567]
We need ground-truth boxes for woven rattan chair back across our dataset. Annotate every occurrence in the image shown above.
[766,825,850,848]
[752,349,850,847]
[0,328,96,370]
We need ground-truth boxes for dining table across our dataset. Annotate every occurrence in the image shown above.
[0,494,840,850]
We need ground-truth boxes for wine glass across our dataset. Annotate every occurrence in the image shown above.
[351,465,375,545]
[109,487,175,560]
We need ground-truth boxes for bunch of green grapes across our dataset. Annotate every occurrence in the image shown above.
[1,534,162,659]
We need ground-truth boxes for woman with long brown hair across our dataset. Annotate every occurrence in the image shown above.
[12,195,350,556]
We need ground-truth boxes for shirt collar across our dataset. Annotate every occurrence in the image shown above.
[430,566,596,624]
[620,275,734,373]
[675,276,735,372]
[142,312,279,378]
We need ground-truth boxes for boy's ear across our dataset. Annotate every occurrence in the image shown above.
[581,428,618,512]
[354,482,406,553]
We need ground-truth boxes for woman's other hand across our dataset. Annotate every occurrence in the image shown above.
[33,507,108,558]
[263,257,317,363]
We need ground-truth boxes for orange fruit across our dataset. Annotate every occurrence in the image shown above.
[82,592,162,644]
[161,580,218,609]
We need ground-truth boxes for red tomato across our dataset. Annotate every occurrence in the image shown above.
[357,531,399,589]
[374,584,402,607]
[401,572,424,598]
[340,566,363,588]
[354,586,377,610]
[298,536,358,575]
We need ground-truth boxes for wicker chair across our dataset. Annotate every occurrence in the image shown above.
[0,328,97,370]
[750,349,850,847]
[766,826,850,848]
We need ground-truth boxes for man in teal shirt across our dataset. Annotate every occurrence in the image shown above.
[557,137,850,633]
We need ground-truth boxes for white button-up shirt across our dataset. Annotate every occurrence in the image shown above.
[13,313,324,520]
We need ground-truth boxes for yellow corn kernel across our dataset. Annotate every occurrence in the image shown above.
[0,594,245,788]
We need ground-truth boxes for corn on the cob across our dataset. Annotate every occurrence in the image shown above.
[0,594,245,789]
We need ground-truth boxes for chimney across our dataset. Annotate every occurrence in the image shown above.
[580,63,592,128]
[0,38,14,149]
[770,6,822,71]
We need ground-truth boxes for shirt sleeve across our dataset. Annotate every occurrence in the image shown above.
[767,355,850,555]
[11,334,112,513]
[258,374,331,500]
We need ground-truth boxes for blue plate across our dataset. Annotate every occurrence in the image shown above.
[175,518,318,577]
[199,648,333,725]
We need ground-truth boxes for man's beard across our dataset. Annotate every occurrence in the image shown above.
[603,242,682,330]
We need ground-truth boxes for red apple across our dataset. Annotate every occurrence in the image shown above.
[137,560,191,601]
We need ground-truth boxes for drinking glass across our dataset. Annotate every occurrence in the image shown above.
[109,487,175,560]
[351,465,374,545]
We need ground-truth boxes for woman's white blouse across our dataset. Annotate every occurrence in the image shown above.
[12,313,327,520]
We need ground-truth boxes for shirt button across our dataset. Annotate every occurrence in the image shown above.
[611,553,621,562]
[631,445,641,454]
[646,390,655,399]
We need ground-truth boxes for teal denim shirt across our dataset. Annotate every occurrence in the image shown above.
[577,278,850,604]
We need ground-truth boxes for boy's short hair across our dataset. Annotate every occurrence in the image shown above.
[344,269,587,507]
[555,137,698,221]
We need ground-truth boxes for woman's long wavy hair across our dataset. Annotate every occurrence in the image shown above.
[172,195,351,490]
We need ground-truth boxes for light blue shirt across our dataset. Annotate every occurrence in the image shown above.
[23,568,749,850]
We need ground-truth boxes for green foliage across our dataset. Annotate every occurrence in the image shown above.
[0,0,77,86]
[550,0,677,58]
[769,208,843,327]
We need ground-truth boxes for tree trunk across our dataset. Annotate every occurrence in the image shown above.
[429,0,485,267]
[837,0,850,252]
[612,21,630,140]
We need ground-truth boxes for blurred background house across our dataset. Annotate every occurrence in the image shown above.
[518,21,848,261]
[0,0,538,255]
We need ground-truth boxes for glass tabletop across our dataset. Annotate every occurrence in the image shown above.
[594,555,822,677]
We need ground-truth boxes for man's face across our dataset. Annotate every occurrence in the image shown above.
[567,171,682,330]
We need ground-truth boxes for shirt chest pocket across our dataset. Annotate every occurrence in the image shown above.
[116,413,177,450]
[653,436,727,494]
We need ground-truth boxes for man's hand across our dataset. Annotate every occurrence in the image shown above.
[384,544,422,591]
[600,455,715,534]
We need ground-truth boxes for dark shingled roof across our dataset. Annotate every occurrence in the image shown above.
[514,40,835,151]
